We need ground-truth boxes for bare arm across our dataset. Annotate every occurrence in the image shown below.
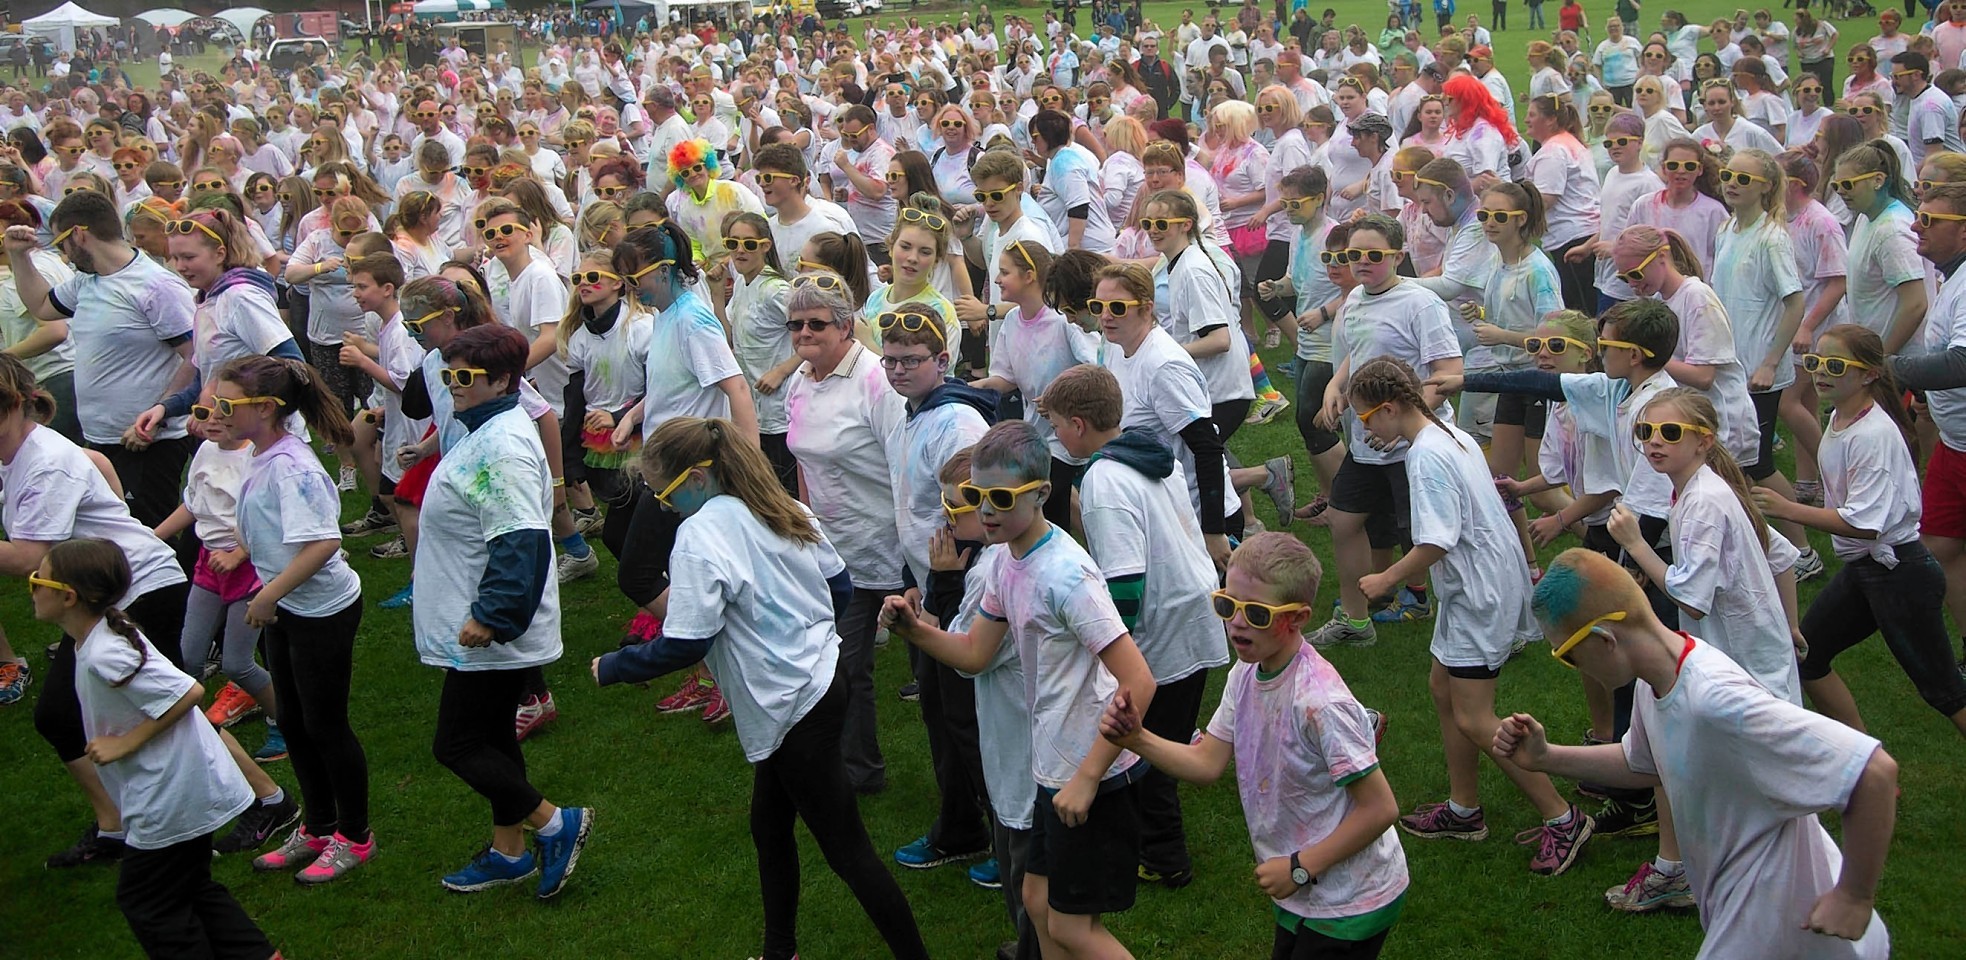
[883,593,1008,674]
[715,375,759,446]
[1663,358,1717,390]
[84,681,206,765]
[1882,278,1928,355]
[1182,324,1231,359]
[3,316,66,359]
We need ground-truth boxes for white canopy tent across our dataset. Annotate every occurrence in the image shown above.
[22,2,118,53]
[213,8,275,44]
[133,10,198,29]
[412,0,496,13]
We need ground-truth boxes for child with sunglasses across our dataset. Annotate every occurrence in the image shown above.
[1501,547,1896,959]
[1752,326,1966,738]
[883,419,1157,960]
[966,240,1088,528]
[1044,363,1232,890]
[556,249,651,561]
[1101,532,1408,959]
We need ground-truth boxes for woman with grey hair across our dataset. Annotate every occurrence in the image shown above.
[780,274,908,796]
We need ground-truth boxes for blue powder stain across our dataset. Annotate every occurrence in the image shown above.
[1531,561,1587,629]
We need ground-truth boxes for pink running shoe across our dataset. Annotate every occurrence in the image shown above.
[656,677,713,714]
[294,832,375,885]
[702,686,732,724]
[515,691,559,741]
[253,826,329,872]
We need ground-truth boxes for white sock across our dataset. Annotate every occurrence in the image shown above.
[536,809,565,838]
[1653,856,1685,877]
[1447,799,1479,818]
[1546,807,1576,827]
[260,787,286,807]
[492,846,526,863]
[100,828,126,841]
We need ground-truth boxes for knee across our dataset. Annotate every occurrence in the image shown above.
[1020,875,1049,922]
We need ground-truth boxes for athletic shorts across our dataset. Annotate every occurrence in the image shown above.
[1330,455,1410,550]
[1746,390,1781,481]
[1026,765,1146,916]
[191,544,263,604]
[391,425,440,508]
[1494,392,1547,439]
[1922,441,1966,539]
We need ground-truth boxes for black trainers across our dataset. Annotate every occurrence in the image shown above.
[46,825,125,868]
[898,681,920,702]
[214,793,303,855]
[1137,864,1195,889]
[1591,795,1660,838]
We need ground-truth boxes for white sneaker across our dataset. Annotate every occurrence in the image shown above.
[369,535,409,560]
[1793,546,1825,583]
[557,549,599,584]
[572,508,604,536]
[337,464,358,492]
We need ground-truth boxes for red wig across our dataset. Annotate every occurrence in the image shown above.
[1441,74,1521,147]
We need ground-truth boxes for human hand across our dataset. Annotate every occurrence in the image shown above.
[1749,487,1789,521]
[1359,571,1396,604]
[318,256,345,274]
[1528,513,1566,547]
[953,295,988,327]
[755,368,786,395]
[583,408,615,433]
[396,444,426,470]
[338,342,367,366]
[1206,533,1232,573]
[878,593,920,635]
[1473,321,1507,346]
[1098,688,1143,746]
[590,656,603,684]
[132,405,166,443]
[929,526,973,572]
[1749,362,1776,393]
[1605,504,1642,548]
[876,261,892,284]
[458,618,494,647]
[245,592,279,628]
[2,224,36,255]
[1492,712,1549,770]
[610,418,635,450]
[1315,392,1344,430]
[1424,373,1465,396]
[207,548,247,575]
[1803,887,1875,941]
[1051,772,1097,827]
[1254,856,1301,899]
[84,734,135,765]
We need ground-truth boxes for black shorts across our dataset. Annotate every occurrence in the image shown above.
[376,474,397,497]
[1329,455,1411,550]
[1444,663,1503,680]
[1747,390,1781,481]
[1026,767,1145,916]
[1494,392,1547,439]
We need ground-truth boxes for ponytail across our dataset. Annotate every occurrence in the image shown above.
[44,540,143,686]
[215,355,355,447]
[1819,323,1916,459]
[1346,357,1461,448]
[639,417,822,545]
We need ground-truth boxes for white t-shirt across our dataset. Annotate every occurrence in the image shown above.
[729,271,793,434]
[1713,217,1803,393]
[1662,466,1801,705]
[1079,451,1229,684]
[1442,120,1512,182]
[369,314,426,483]
[1661,278,1762,468]
[424,349,551,454]
[485,251,571,416]
[75,620,251,850]
[1694,119,1782,157]
[1040,143,1116,254]
[889,394,992,589]
[665,495,846,763]
[1844,201,1930,346]
[1206,642,1408,921]
[1526,135,1602,250]
[1538,400,1621,525]
[1155,243,1256,405]
[949,546,1036,828]
[565,304,653,415]
[1594,167,1667,301]
[1901,83,1963,170]
[413,403,562,672]
[1406,423,1539,668]
[192,281,290,388]
[1627,192,1729,278]
[767,199,860,274]
[1820,404,1922,565]
[237,433,363,618]
[981,213,1064,304]
[1921,265,1966,452]
[642,289,742,430]
[1332,280,1461,465]
[1789,200,1851,339]
[979,527,1141,790]
[182,440,254,552]
[1,425,185,603]
[1558,371,1680,520]
[50,252,196,444]
[990,305,1083,464]
[0,251,75,382]
[1470,249,1564,370]
[785,343,907,590]
[1624,641,1889,960]
[290,228,365,346]
[1100,327,1240,521]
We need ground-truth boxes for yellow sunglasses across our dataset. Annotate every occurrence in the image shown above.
[1597,337,1658,358]
[27,573,72,594]
[877,310,946,346]
[1633,420,1712,443]
[1800,353,1871,376]
[651,459,714,509]
[956,478,1045,510]
[438,367,491,388]
[403,308,446,334]
[1209,590,1309,629]
[1617,247,1666,284]
[1552,610,1625,667]
[211,395,286,416]
[166,219,226,245]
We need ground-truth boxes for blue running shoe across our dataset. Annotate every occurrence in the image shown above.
[1371,587,1431,624]
[968,857,1002,889]
[895,835,988,869]
[379,582,414,610]
[252,722,288,762]
[536,807,592,899]
[443,847,538,893]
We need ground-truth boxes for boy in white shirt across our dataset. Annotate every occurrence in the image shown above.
[882,420,1157,960]
[1499,547,1896,960]
[1101,533,1407,958]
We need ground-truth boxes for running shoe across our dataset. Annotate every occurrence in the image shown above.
[894,835,989,870]
[621,611,664,648]
[1397,802,1488,841]
[370,535,409,560]
[215,794,301,855]
[1262,326,1281,350]
[339,510,398,537]
[702,687,733,724]
[443,846,539,893]
[1794,546,1826,583]
[897,681,920,702]
[1364,707,1387,745]
[515,692,559,742]
[1137,864,1196,889]
[1246,395,1290,425]
[1308,615,1376,649]
[1793,479,1823,507]
[337,464,358,492]
[1370,587,1430,624]
[253,826,329,872]
[45,824,125,868]
[294,832,375,885]
[1605,861,1696,912]
[572,507,604,536]
[1523,808,1593,876]
[1261,456,1295,525]
[1591,795,1660,838]
[968,857,1002,889]
[204,681,260,728]
[253,722,289,762]
[557,548,599,584]
[378,582,414,610]
[535,807,593,899]
[655,677,713,713]
[0,657,28,705]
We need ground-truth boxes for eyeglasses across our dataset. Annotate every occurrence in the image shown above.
[482,223,526,241]
[438,366,491,388]
[1718,169,1766,186]
[1633,420,1712,443]
[1588,104,1616,115]
[113,161,139,172]
[937,119,968,130]
[1354,400,1397,425]
[651,459,714,509]
[211,395,286,416]
[1412,175,1452,191]
[1847,105,1882,116]
[573,269,621,285]
[316,187,343,199]
[839,124,868,140]
[957,478,1045,510]
[1918,210,1966,227]
[1138,216,1192,231]
[976,186,1018,202]
[55,145,84,156]
[1602,136,1640,148]
[1552,610,1625,667]
[61,185,93,196]
[192,178,228,192]
[880,352,937,371]
[1800,353,1872,376]
[1475,208,1526,224]
[1040,95,1063,105]
[520,129,539,137]
[1617,247,1666,283]
[679,163,708,178]
[1596,337,1658,358]
[754,171,801,185]
[721,235,771,252]
[403,308,446,334]
[878,309,947,346]
[915,98,937,109]
[1848,56,1873,65]
[412,109,438,119]
[1523,335,1592,356]
[166,219,226,245]
[783,317,836,333]
[1338,248,1399,264]
[50,225,85,247]
[250,182,275,194]
[596,184,630,199]
[628,259,675,281]
[463,166,489,178]
[1661,159,1702,172]
[1209,589,1309,629]
[566,139,590,150]
[27,574,72,595]
[940,492,977,520]
[1281,196,1321,212]
[1831,171,1886,193]
[1891,69,1922,78]
[1085,298,1143,317]
[1258,103,1281,114]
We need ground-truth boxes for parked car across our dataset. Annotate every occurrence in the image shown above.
[263,36,337,77]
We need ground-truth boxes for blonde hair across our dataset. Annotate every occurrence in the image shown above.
[557,249,639,359]
[1641,387,1770,551]
[640,417,822,544]
[1208,99,1259,143]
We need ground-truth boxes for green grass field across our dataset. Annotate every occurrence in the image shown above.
[7,4,1966,958]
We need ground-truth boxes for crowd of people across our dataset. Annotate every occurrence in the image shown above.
[7,2,1965,958]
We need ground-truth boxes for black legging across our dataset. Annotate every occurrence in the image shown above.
[909,645,991,855]
[433,668,542,825]
[1137,667,1211,875]
[35,581,189,763]
[264,598,370,842]
[1045,456,1084,529]
[1549,236,1596,314]
[752,674,928,960]
[614,486,682,609]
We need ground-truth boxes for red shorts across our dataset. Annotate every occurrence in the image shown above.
[191,545,263,604]
[393,426,442,508]
[1922,441,1966,539]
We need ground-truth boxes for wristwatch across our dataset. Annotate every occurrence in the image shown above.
[986,303,999,322]
[1289,852,1312,888]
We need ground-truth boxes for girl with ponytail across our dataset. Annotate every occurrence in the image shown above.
[1752,325,1966,738]
[31,538,278,960]
[216,354,376,884]
[592,416,930,960]
[1345,357,1594,873]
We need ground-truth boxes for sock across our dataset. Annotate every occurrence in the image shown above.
[492,846,526,863]
[1546,807,1576,827]
[1408,584,1428,602]
[1347,615,1372,630]
[100,828,126,841]
[558,533,591,559]
[259,787,286,807]
[1653,856,1685,877]
[536,809,565,838]
[1447,800,1479,818]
